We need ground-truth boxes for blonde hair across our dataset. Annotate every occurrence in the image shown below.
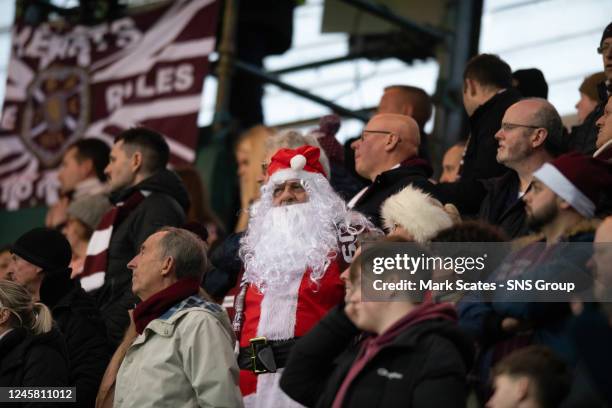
[0,280,53,335]
[235,125,275,232]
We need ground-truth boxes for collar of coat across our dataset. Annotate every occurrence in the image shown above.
[133,295,224,341]
[512,218,600,250]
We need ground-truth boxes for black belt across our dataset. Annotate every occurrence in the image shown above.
[237,337,298,374]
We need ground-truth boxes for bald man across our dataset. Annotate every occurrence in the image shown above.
[434,98,567,238]
[348,113,440,228]
[439,142,466,183]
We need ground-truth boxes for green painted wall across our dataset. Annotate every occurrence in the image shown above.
[0,206,46,245]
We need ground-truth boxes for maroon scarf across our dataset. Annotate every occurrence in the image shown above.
[133,278,201,334]
[331,301,457,408]
[80,190,147,292]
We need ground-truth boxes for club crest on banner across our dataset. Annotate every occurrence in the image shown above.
[21,66,90,168]
[0,0,219,210]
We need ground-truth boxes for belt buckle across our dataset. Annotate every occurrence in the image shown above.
[249,336,269,374]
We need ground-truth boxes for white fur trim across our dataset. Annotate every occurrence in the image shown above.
[247,276,307,408]
[244,370,306,408]
[269,168,325,185]
[256,276,303,340]
[290,154,307,170]
[533,162,595,218]
[381,185,454,243]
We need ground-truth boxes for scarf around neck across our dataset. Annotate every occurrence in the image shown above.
[331,301,457,408]
[80,189,149,292]
[133,277,201,334]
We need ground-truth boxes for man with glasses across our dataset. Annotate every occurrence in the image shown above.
[569,21,612,154]
[478,98,567,238]
[235,145,371,407]
[435,98,567,238]
[348,113,439,229]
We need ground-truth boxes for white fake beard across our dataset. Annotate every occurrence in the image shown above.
[241,200,339,294]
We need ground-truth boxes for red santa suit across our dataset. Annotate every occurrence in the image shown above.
[234,146,362,408]
[239,257,347,406]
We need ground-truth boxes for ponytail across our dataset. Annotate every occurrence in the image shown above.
[30,302,53,335]
[0,280,53,335]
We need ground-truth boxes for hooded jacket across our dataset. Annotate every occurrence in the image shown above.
[460,88,522,181]
[96,169,190,346]
[280,304,474,408]
[0,327,70,407]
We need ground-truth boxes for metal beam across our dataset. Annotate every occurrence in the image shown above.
[274,107,376,129]
[234,59,370,122]
[212,0,239,133]
[269,53,365,76]
[338,0,450,42]
[431,0,482,175]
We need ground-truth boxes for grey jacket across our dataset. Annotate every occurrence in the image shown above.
[114,295,243,408]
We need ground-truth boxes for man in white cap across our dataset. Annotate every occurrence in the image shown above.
[523,151,612,243]
[235,145,371,407]
[459,152,612,392]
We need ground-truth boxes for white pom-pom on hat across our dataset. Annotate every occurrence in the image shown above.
[290,154,307,171]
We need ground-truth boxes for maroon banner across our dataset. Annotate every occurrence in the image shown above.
[0,0,218,210]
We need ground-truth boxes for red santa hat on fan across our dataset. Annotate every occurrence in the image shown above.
[532,152,612,218]
[267,145,327,184]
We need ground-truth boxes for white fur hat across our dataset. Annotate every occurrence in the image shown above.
[381,185,454,243]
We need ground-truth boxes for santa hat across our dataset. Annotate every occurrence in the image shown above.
[532,152,612,218]
[381,185,455,243]
[268,145,327,184]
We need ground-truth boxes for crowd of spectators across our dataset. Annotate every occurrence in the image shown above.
[0,19,612,408]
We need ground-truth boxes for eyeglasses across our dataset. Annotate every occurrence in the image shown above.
[597,43,611,55]
[272,179,307,198]
[359,130,393,142]
[500,122,544,132]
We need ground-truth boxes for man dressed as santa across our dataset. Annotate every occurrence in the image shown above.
[235,145,372,407]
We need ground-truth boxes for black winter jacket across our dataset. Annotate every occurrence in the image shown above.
[96,169,189,346]
[478,171,529,239]
[0,327,69,407]
[351,162,439,229]
[41,273,111,408]
[433,178,487,217]
[460,88,521,181]
[203,232,244,300]
[280,305,474,408]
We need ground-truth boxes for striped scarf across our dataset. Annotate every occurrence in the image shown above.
[80,190,149,292]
